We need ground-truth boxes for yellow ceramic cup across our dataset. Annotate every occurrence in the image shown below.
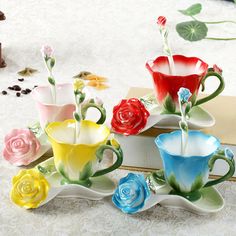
[45,119,123,186]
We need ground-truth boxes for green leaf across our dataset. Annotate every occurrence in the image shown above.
[185,102,192,115]
[179,120,188,132]
[190,92,197,106]
[191,175,204,192]
[178,3,202,16]
[79,92,86,103]
[48,77,55,85]
[168,173,182,193]
[74,112,81,122]
[176,21,208,42]
[50,58,55,68]
[79,161,93,180]
[163,94,176,113]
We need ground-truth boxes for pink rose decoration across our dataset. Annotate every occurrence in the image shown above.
[157,16,166,27]
[213,64,223,75]
[3,129,41,166]
[41,45,53,57]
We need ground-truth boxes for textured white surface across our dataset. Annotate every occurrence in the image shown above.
[1,0,236,235]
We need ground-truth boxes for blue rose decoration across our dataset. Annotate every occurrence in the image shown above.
[112,173,150,214]
[177,87,192,103]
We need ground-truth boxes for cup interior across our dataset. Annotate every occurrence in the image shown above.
[156,130,220,157]
[32,83,75,105]
[46,120,110,145]
[149,55,208,76]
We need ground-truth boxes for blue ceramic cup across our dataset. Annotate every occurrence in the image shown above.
[155,130,235,200]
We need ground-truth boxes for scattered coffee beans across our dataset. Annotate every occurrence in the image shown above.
[13,85,21,91]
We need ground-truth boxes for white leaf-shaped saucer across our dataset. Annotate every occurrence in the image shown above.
[139,93,215,132]
[33,132,51,162]
[37,157,116,207]
[139,184,224,215]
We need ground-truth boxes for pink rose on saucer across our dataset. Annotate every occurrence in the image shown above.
[3,129,41,166]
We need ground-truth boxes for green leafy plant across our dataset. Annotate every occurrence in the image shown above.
[176,3,236,41]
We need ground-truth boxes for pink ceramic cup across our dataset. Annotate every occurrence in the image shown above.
[32,83,75,129]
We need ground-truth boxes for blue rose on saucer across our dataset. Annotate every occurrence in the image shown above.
[112,173,150,214]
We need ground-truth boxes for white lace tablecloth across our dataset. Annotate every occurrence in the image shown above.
[1,0,236,235]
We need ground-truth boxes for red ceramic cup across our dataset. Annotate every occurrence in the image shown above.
[146,55,224,114]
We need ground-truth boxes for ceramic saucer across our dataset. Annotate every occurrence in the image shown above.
[37,157,116,206]
[139,184,224,215]
[140,93,215,131]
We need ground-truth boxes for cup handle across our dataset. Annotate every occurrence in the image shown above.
[92,139,123,177]
[81,101,106,124]
[204,148,235,188]
[195,68,225,106]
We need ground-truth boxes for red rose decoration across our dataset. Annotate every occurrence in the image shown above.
[111,98,150,136]
[157,16,166,27]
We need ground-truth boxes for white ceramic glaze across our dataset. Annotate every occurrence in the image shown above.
[38,157,116,207]
[33,132,51,163]
[139,93,215,131]
[139,184,224,215]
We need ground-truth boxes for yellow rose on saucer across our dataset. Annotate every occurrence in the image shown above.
[10,169,50,209]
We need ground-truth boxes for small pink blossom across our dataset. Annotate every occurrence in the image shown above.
[213,64,223,75]
[3,129,41,166]
[94,97,103,106]
[41,45,53,58]
[157,16,166,27]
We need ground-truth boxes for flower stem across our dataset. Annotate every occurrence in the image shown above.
[160,28,176,75]
[43,59,56,104]
[205,37,236,40]
[74,94,82,144]
[191,16,236,24]
[179,99,188,156]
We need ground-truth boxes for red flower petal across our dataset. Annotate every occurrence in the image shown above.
[111,98,150,136]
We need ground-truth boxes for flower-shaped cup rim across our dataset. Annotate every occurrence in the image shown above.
[32,83,75,107]
[155,130,221,158]
[146,54,209,78]
[45,119,110,147]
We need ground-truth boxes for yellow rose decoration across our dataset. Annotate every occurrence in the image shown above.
[73,78,85,91]
[10,169,50,209]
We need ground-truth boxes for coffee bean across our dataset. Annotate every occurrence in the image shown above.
[21,90,27,94]
[2,90,7,95]
[25,88,31,93]
[34,85,38,88]
[13,85,21,91]
[8,86,14,90]
[18,78,24,82]
[16,92,21,97]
